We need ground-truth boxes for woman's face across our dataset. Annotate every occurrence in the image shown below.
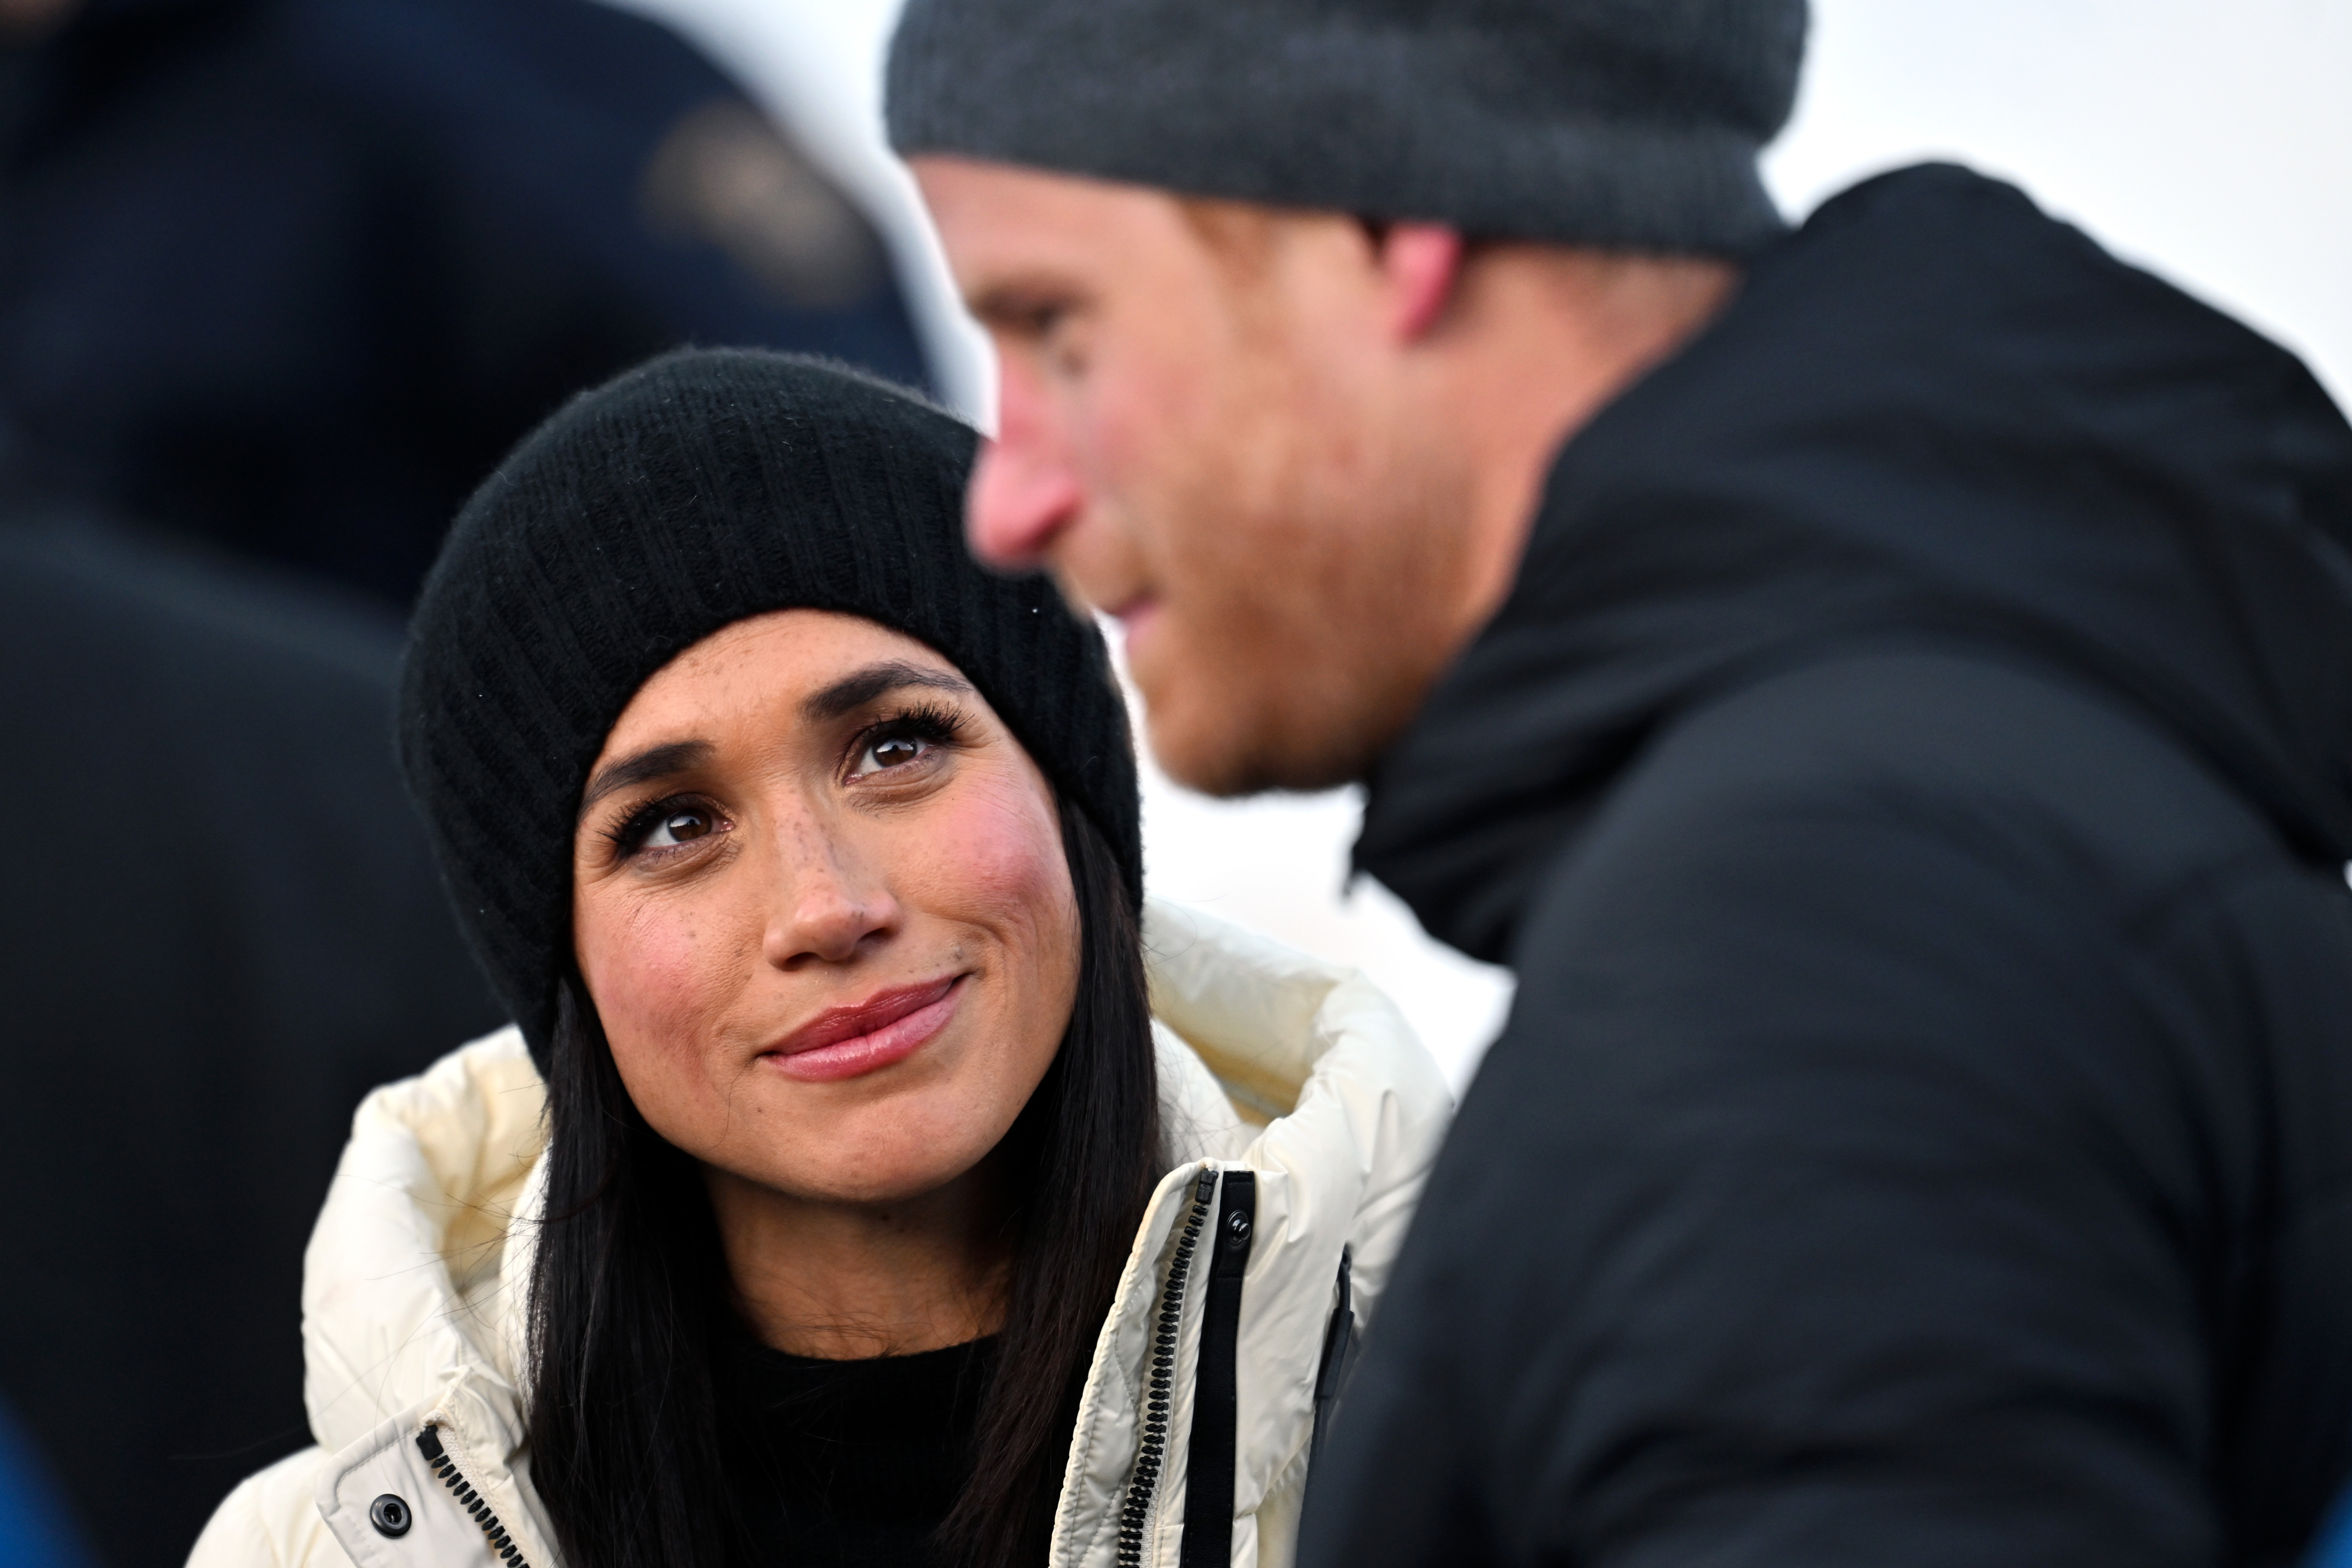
[571,610,1079,1207]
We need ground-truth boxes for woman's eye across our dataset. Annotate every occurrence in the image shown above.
[854,734,930,776]
[643,808,712,848]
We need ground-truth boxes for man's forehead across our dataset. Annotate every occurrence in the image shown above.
[909,153,1145,208]
[911,155,1183,272]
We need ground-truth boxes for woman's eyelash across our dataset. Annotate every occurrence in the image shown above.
[600,704,965,850]
[851,701,968,768]
[605,794,699,853]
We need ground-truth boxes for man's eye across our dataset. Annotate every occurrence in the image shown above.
[644,808,713,847]
[853,734,930,776]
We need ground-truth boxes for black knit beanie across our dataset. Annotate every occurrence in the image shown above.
[399,349,1140,1061]
[887,0,1808,258]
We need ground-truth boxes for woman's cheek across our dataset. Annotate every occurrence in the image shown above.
[917,771,1072,932]
[579,895,733,1087]
[911,769,1081,1068]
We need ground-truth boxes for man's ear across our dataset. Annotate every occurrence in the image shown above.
[1376,223,1465,343]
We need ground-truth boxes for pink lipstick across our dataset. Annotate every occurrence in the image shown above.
[763,976,963,1083]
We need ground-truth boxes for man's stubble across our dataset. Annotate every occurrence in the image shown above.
[1120,385,1479,799]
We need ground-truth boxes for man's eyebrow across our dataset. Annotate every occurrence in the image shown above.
[802,661,975,722]
[966,280,1079,332]
[578,740,711,822]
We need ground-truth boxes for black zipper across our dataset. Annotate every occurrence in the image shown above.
[1178,1171,1254,1568]
[1116,1168,1218,1568]
[416,1424,535,1568]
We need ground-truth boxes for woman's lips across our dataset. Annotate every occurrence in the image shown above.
[763,976,964,1083]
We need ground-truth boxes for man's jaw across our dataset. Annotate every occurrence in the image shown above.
[1104,591,1381,795]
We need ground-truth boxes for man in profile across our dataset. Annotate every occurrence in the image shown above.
[885,1,2352,1563]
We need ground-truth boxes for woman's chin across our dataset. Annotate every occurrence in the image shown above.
[725,1113,1006,1209]
[770,1162,986,1211]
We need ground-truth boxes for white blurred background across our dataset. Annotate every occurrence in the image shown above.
[612,0,2352,1090]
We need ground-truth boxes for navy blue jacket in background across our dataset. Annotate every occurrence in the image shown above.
[0,0,930,604]
[1308,166,2352,1567]
[0,515,504,1568]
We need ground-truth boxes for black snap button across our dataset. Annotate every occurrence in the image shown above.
[1226,1209,1252,1244]
[369,1493,412,1538]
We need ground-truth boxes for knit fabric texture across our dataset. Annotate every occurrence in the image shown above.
[398,349,1140,1058]
[886,0,1808,256]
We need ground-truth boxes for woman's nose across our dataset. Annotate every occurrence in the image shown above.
[762,837,899,970]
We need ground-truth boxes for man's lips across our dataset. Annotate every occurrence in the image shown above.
[763,976,964,1083]
[1103,594,1162,648]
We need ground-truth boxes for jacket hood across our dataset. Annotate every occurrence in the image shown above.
[200,899,1447,1568]
[1357,162,2352,963]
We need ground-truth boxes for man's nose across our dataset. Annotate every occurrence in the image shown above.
[966,377,1082,569]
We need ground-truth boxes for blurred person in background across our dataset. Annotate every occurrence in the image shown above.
[889,0,2352,1564]
[0,0,928,606]
[0,503,501,1568]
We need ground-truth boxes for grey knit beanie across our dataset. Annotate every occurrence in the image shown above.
[887,0,1808,256]
[399,349,1140,1061]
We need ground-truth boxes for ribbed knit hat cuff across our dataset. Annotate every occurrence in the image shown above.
[888,1,1807,257]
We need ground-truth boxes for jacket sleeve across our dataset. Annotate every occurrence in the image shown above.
[1302,750,2243,1566]
[187,1448,341,1568]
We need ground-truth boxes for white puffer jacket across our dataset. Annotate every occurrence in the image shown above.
[189,899,1450,1568]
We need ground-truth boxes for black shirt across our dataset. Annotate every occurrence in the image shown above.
[718,1329,998,1568]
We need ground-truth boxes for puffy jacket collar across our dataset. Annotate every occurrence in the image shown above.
[296,1029,554,1563]
[1357,163,2352,963]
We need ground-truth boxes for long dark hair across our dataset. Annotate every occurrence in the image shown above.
[525,795,1162,1568]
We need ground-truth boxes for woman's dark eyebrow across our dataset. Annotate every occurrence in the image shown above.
[801,661,974,722]
[578,740,712,822]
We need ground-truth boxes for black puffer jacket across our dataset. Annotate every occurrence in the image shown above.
[1305,165,2352,1567]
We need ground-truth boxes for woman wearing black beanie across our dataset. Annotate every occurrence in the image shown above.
[191,350,1448,1568]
